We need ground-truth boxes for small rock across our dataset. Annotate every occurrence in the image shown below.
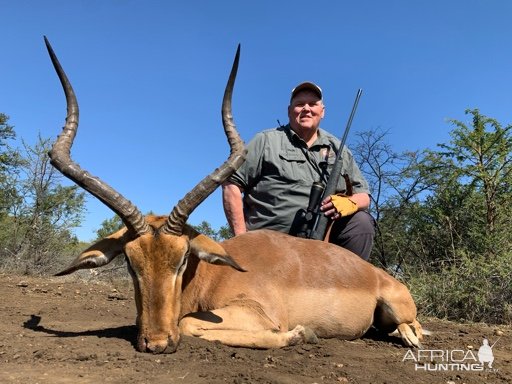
[108,292,127,300]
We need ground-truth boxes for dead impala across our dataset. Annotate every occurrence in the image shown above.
[45,37,423,354]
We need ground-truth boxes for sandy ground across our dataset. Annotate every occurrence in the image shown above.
[0,273,510,384]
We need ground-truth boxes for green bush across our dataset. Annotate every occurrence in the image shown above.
[409,252,512,324]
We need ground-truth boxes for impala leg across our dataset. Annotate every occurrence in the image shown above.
[375,279,424,348]
[179,306,311,349]
[396,321,423,348]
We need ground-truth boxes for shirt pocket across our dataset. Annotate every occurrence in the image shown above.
[278,151,308,184]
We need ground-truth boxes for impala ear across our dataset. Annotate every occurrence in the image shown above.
[55,228,130,276]
[183,227,246,272]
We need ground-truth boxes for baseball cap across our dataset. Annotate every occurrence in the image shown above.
[290,82,323,102]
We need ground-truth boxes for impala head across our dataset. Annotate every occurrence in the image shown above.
[44,37,246,353]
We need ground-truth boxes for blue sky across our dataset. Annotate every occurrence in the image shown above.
[2,0,511,241]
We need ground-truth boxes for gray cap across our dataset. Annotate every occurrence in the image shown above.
[290,81,323,102]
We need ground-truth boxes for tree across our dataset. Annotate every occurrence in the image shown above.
[353,129,434,269]
[355,109,512,269]
[0,114,18,214]
[192,221,233,241]
[401,109,512,263]
[353,114,512,323]
[0,113,16,164]
[217,224,234,241]
[437,109,512,237]
[367,111,512,323]
[0,135,86,274]
[95,215,124,240]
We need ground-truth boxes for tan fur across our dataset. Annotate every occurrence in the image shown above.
[58,215,423,353]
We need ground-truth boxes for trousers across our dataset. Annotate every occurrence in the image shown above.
[328,211,375,260]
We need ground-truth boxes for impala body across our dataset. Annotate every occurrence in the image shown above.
[60,216,422,353]
[45,37,423,354]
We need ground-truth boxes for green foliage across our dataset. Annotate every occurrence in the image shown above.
[353,129,435,268]
[435,108,512,237]
[409,252,512,323]
[0,134,86,275]
[192,221,233,241]
[0,114,19,215]
[404,110,512,323]
[95,215,124,240]
[217,224,234,241]
[355,110,512,324]
[0,113,16,159]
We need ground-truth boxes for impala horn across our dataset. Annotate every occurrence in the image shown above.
[161,44,246,235]
[44,36,151,238]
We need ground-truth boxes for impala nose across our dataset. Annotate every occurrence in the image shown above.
[146,337,179,354]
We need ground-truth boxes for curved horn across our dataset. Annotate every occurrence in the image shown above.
[162,45,246,235]
[44,36,151,237]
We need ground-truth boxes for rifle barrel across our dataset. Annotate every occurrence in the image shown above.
[309,89,362,240]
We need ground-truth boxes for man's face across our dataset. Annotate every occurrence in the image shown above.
[288,90,325,134]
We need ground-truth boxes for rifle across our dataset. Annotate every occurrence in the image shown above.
[290,89,362,240]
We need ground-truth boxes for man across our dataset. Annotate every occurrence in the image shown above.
[222,82,375,260]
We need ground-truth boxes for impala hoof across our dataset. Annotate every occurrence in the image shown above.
[396,323,422,348]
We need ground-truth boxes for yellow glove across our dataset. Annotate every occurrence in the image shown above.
[330,195,358,217]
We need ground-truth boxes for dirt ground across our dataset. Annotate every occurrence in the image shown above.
[0,273,510,384]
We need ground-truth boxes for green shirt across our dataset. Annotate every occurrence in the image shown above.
[229,124,370,233]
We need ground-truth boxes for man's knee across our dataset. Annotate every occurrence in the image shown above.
[329,211,375,260]
[349,211,376,235]
[331,211,375,236]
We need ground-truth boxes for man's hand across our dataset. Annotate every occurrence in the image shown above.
[320,195,358,219]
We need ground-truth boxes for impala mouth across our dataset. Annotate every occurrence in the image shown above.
[141,336,180,354]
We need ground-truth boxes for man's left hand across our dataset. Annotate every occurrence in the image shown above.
[320,195,358,219]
